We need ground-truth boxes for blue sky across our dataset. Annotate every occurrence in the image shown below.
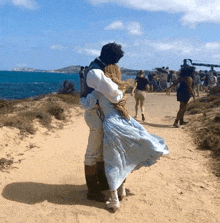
[1,0,220,71]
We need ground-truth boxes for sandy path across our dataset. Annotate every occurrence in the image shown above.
[0,93,220,223]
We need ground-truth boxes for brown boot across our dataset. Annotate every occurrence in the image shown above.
[85,165,108,202]
[96,162,109,191]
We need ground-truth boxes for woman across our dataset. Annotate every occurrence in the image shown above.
[166,66,195,127]
[81,64,169,212]
[131,70,150,121]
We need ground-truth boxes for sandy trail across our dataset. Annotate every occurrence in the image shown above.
[0,93,219,223]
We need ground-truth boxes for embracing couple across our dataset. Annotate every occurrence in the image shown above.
[79,42,169,212]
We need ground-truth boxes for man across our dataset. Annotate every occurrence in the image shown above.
[80,43,124,202]
[131,70,150,121]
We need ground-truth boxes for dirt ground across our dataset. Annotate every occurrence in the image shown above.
[0,92,219,223]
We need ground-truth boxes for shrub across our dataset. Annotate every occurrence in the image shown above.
[209,85,220,96]
[58,80,75,94]
[187,95,220,115]
[55,92,80,104]
[47,105,65,120]
[0,158,13,170]
[3,115,36,134]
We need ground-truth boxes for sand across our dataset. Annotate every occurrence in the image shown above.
[0,92,219,223]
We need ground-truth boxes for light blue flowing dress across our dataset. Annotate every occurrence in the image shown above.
[81,91,169,191]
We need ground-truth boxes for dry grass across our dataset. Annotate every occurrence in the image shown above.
[0,92,80,135]
[187,95,220,115]
[186,94,220,177]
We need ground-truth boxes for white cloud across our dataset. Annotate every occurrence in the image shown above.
[105,21,124,30]
[212,54,220,59]
[0,0,38,9]
[76,48,100,56]
[127,22,142,35]
[205,42,220,50]
[88,0,220,26]
[50,45,66,51]
[149,40,193,54]
[105,21,142,35]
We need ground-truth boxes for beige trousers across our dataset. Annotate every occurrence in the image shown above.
[84,105,104,165]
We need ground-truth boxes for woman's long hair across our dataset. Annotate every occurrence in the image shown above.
[103,64,130,119]
[179,66,195,77]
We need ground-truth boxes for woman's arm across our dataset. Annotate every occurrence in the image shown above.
[145,84,150,91]
[131,82,137,96]
[87,69,123,103]
[187,77,195,100]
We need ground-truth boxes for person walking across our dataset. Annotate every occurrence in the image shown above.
[80,42,124,202]
[166,66,195,127]
[81,64,169,212]
[131,70,150,121]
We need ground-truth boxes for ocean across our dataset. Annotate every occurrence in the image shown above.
[0,71,135,100]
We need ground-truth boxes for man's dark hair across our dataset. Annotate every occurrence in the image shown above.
[100,42,124,65]
[179,66,195,77]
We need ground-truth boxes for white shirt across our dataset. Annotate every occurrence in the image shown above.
[86,69,123,103]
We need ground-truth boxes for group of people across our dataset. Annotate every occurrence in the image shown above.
[192,70,218,96]
[130,66,196,128]
[79,42,169,212]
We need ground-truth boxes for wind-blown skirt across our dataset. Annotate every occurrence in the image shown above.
[103,112,169,191]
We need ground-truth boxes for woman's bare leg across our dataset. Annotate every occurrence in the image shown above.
[134,98,140,118]
[174,102,188,127]
[140,100,145,121]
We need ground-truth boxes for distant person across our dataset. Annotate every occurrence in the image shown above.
[209,72,218,88]
[192,71,200,97]
[217,73,220,85]
[166,66,195,127]
[166,70,176,95]
[148,72,154,92]
[165,67,170,75]
[79,66,85,78]
[131,70,150,121]
[171,71,177,82]
[166,70,172,94]
[202,70,209,92]
[199,70,204,91]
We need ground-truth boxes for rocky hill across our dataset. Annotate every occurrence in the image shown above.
[12,65,147,76]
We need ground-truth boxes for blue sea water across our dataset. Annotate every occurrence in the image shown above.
[0,71,135,100]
